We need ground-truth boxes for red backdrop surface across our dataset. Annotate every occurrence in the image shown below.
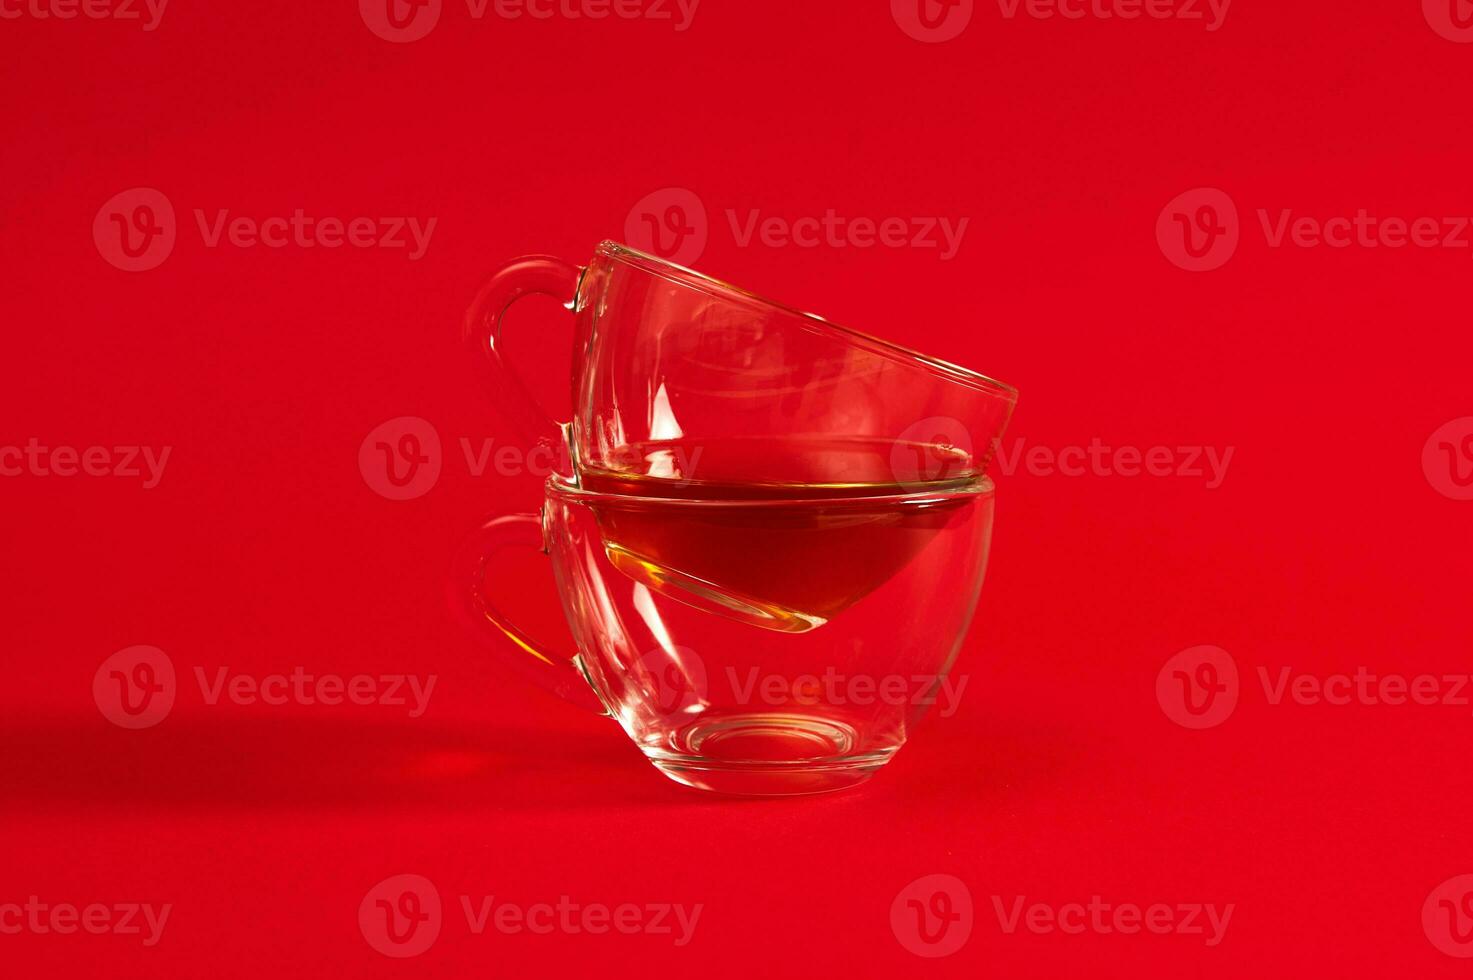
[4,1,1473,976]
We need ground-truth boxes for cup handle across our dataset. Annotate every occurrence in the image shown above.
[463,256,584,462]
[449,511,608,714]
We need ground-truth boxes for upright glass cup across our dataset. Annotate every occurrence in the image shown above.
[452,476,997,795]
[465,242,1018,494]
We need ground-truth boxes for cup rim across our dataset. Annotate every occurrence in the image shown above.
[545,473,995,509]
[594,241,1019,403]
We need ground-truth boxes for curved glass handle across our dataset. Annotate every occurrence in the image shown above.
[462,256,583,462]
[449,512,607,714]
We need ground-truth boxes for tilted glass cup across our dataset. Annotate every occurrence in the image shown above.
[464,242,1018,495]
[451,476,997,796]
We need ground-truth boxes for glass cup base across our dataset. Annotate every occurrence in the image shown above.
[639,712,898,796]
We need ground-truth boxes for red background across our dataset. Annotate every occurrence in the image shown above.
[4,0,1473,975]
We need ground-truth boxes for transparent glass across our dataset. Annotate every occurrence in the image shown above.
[465,242,1018,494]
[454,476,997,796]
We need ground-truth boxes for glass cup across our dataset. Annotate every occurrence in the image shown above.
[464,242,1018,495]
[451,475,997,795]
